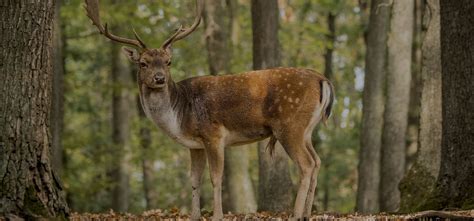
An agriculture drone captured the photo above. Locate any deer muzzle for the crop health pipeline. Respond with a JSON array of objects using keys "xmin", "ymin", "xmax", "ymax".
[{"xmin": 154, "ymin": 74, "xmax": 165, "ymax": 84}]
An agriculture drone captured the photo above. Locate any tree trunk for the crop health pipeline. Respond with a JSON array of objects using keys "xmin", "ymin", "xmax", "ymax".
[
  {"xmin": 380, "ymin": 0, "xmax": 414, "ymax": 212},
  {"xmin": 356, "ymin": 0, "xmax": 391, "ymax": 213},
  {"xmin": 110, "ymin": 38, "xmax": 132, "ymax": 212},
  {"xmin": 324, "ymin": 13, "xmax": 336, "ymax": 81},
  {"xmin": 405, "ymin": 0, "xmax": 424, "ymax": 170},
  {"xmin": 51, "ymin": 0, "xmax": 66, "ymax": 176},
  {"xmin": 203, "ymin": 0, "xmax": 257, "ymax": 213},
  {"xmin": 290, "ymin": 0, "xmax": 311, "ymax": 67},
  {"xmin": 419, "ymin": 0, "xmax": 474, "ymax": 210},
  {"xmin": 399, "ymin": 0, "xmax": 441, "ymax": 212},
  {"xmin": 251, "ymin": 0, "xmax": 294, "ymax": 212},
  {"xmin": 0, "ymin": 0, "xmax": 69, "ymax": 218}
]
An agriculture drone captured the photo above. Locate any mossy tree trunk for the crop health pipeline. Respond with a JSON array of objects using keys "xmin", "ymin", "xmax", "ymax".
[
  {"xmin": 419, "ymin": 0, "xmax": 474, "ymax": 210},
  {"xmin": 399, "ymin": 0, "xmax": 442, "ymax": 212},
  {"xmin": 0, "ymin": 0, "xmax": 69, "ymax": 218}
]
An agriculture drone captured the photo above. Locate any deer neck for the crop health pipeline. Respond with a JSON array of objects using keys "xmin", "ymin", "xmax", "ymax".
[{"xmin": 138, "ymin": 79, "xmax": 188, "ymax": 139}]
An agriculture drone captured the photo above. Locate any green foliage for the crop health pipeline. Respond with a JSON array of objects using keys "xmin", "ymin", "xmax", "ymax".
[{"xmin": 59, "ymin": 0, "xmax": 366, "ymax": 214}]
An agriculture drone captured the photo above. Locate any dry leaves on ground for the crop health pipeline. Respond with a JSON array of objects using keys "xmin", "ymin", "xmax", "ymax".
[{"xmin": 68, "ymin": 209, "xmax": 474, "ymax": 221}]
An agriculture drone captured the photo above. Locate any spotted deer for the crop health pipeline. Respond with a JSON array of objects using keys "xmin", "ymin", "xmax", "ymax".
[{"xmin": 84, "ymin": 0, "xmax": 334, "ymax": 219}]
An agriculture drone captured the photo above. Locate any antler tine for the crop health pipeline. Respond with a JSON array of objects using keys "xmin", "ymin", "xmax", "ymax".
[
  {"xmin": 84, "ymin": 0, "xmax": 146, "ymax": 49},
  {"xmin": 160, "ymin": 0, "xmax": 203, "ymax": 49},
  {"xmin": 173, "ymin": 0, "xmax": 203, "ymax": 41},
  {"xmin": 161, "ymin": 25, "xmax": 184, "ymax": 49},
  {"xmin": 133, "ymin": 28, "xmax": 147, "ymax": 48}
]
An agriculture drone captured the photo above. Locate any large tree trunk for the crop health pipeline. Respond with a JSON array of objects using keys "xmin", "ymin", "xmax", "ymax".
[
  {"xmin": 251, "ymin": 0, "xmax": 294, "ymax": 212},
  {"xmin": 399, "ymin": 0, "xmax": 441, "ymax": 212},
  {"xmin": 380, "ymin": 0, "xmax": 414, "ymax": 212},
  {"xmin": 203, "ymin": 0, "xmax": 257, "ymax": 213},
  {"xmin": 356, "ymin": 0, "xmax": 391, "ymax": 213},
  {"xmin": 0, "ymin": 0, "xmax": 69, "ymax": 218},
  {"xmin": 109, "ymin": 38, "xmax": 132, "ymax": 212},
  {"xmin": 51, "ymin": 0, "xmax": 66, "ymax": 175},
  {"xmin": 419, "ymin": 0, "xmax": 474, "ymax": 210}
]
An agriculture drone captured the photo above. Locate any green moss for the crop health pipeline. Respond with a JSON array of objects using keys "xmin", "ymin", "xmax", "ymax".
[
  {"xmin": 23, "ymin": 185, "xmax": 50, "ymax": 218},
  {"xmin": 416, "ymin": 188, "xmax": 444, "ymax": 211},
  {"xmin": 461, "ymin": 196, "xmax": 474, "ymax": 210},
  {"xmin": 399, "ymin": 163, "xmax": 437, "ymax": 212}
]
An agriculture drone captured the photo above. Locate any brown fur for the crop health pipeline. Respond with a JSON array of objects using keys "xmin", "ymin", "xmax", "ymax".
[{"xmin": 133, "ymin": 51, "xmax": 335, "ymax": 220}]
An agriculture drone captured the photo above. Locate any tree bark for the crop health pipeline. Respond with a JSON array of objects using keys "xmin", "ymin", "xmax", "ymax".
[
  {"xmin": 380, "ymin": 0, "xmax": 414, "ymax": 212},
  {"xmin": 51, "ymin": 0, "xmax": 66, "ymax": 176},
  {"xmin": 0, "ymin": 0, "xmax": 69, "ymax": 218},
  {"xmin": 356, "ymin": 0, "xmax": 391, "ymax": 213},
  {"xmin": 251, "ymin": 0, "xmax": 294, "ymax": 212},
  {"xmin": 203, "ymin": 0, "xmax": 257, "ymax": 213},
  {"xmin": 405, "ymin": 0, "xmax": 424, "ymax": 170},
  {"xmin": 399, "ymin": 0, "xmax": 441, "ymax": 212},
  {"xmin": 419, "ymin": 0, "xmax": 474, "ymax": 210},
  {"xmin": 110, "ymin": 36, "xmax": 132, "ymax": 212}
]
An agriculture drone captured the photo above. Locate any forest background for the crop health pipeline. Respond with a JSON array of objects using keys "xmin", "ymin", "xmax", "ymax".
[{"xmin": 1, "ymin": 0, "xmax": 473, "ymax": 219}]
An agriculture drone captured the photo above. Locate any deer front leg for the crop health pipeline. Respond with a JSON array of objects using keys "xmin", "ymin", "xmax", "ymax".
[
  {"xmin": 204, "ymin": 140, "xmax": 225, "ymax": 220},
  {"xmin": 190, "ymin": 149, "xmax": 206, "ymax": 220}
]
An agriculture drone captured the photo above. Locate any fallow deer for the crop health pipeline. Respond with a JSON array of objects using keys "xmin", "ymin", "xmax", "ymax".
[{"xmin": 84, "ymin": 0, "xmax": 334, "ymax": 220}]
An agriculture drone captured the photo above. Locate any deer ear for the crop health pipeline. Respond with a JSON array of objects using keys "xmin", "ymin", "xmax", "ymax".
[{"xmin": 122, "ymin": 47, "xmax": 140, "ymax": 62}]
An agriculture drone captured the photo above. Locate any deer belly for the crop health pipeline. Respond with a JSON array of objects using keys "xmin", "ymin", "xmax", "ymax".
[{"xmin": 223, "ymin": 127, "xmax": 271, "ymax": 147}]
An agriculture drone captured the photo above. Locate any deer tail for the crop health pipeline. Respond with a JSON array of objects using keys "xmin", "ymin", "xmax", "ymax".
[
  {"xmin": 320, "ymin": 80, "xmax": 335, "ymax": 126},
  {"xmin": 265, "ymin": 135, "xmax": 278, "ymax": 157}
]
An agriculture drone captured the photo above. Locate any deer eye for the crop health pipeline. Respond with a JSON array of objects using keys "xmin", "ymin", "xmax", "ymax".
[
  {"xmin": 140, "ymin": 62, "xmax": 148, "ymax": 68},
  {"xmin": 166, "ymin": 60, "xmax": 171, "ymax": 66}
]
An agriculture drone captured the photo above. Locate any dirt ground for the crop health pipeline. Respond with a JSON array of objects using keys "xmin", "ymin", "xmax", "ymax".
[{"xmin": 68, "ymin": 209, "xmax": 474, "ymax": 220}]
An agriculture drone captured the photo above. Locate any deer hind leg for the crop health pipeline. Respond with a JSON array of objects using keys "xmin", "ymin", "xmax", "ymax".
[
  {"xmin": 204, "ymin": 139, "xmax": 225, "ymax": 221},
  {"xmin": 190, "ymin": 149, "xmax": 206, "ymax": 220},
  {"xmin": 276, "ymin": 131, "xmax": 315, "ymax": 220},
  {"xmin": 303, "ymin": 138, "xmax": 321, "ymax": 217}
]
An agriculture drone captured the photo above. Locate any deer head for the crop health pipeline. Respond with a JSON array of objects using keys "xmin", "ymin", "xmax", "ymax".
[{"xmin": 84, "ymin": 0, "xmax": 203, "ymax": 89}]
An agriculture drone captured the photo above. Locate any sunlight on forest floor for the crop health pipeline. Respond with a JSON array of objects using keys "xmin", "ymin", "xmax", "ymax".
[{"xmin": 70, "ymin": 209, "xmax": 474, "ymax": 220}]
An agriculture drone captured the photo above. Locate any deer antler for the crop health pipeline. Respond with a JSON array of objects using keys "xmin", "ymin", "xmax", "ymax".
[
  {"xmin": 84, "ymin": 0, "xmax": 147, "ymax": 49},
  {"xmin": 161, "ymin": 0, "xmax": 203, "ymax": 49}
]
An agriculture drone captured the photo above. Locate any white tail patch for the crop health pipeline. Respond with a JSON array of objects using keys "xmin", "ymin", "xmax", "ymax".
[{"xmin": 304, "ymin": 80, "xmax": 334, "ymax": 141}]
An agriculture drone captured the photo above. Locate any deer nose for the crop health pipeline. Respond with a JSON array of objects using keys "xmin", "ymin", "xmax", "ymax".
[{"xmin": 154, "ymin": 74, "xmax": 165, "ymax": 84}]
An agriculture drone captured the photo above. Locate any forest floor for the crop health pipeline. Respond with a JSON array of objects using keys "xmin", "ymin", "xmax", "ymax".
[{"xmin": 69, "ymin": 209, "xmax": 474, "ymax": 220}]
